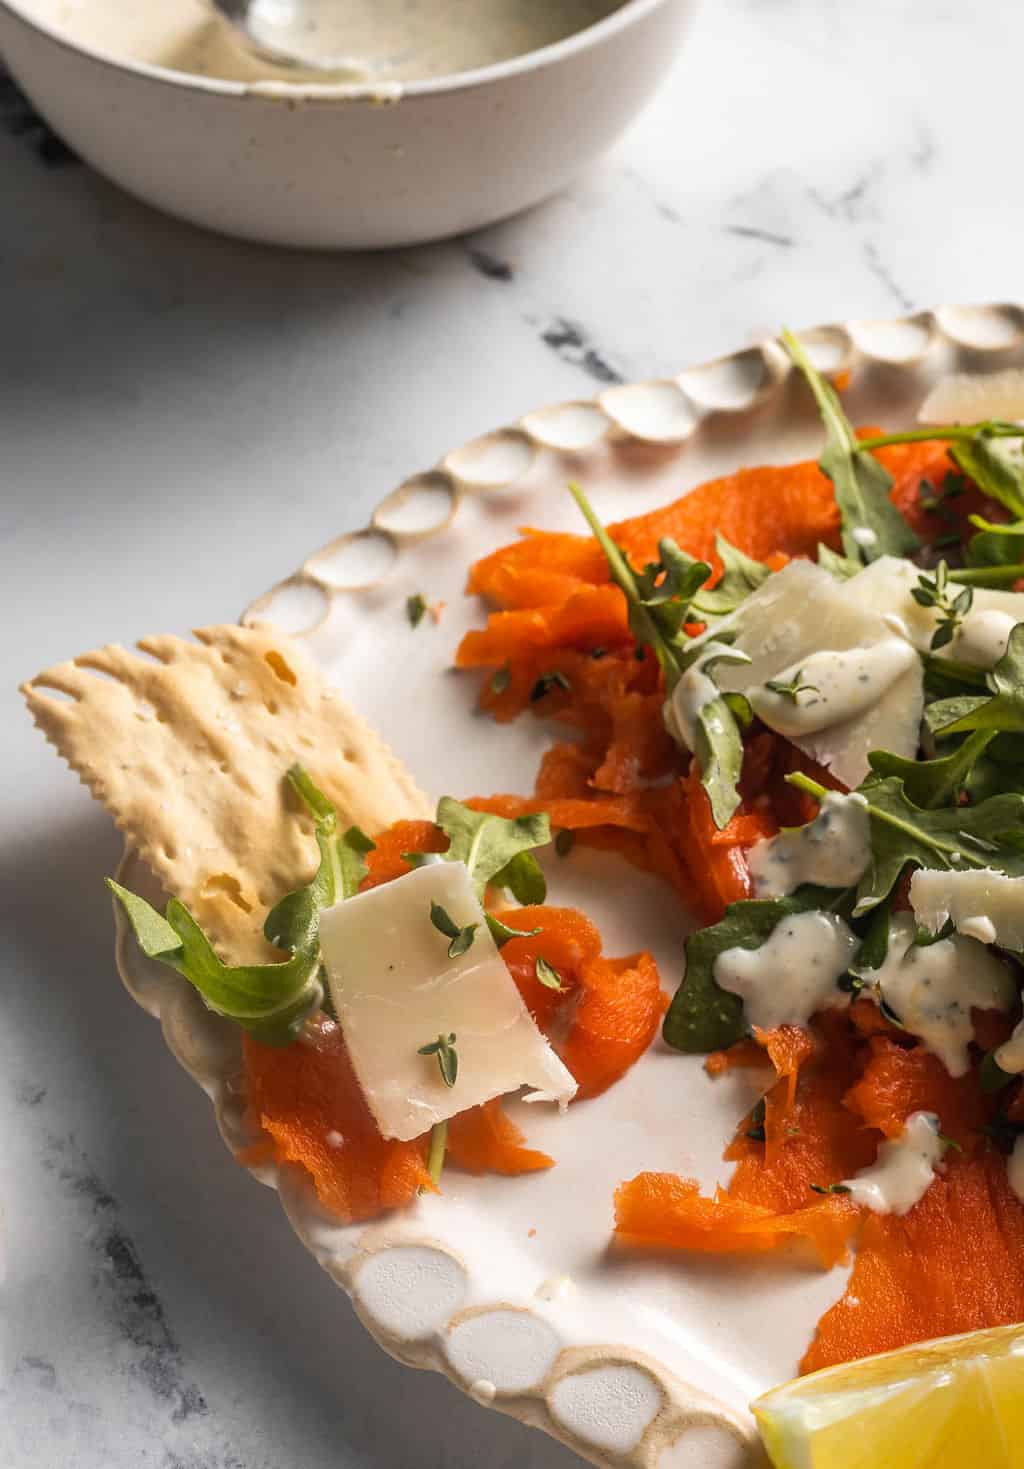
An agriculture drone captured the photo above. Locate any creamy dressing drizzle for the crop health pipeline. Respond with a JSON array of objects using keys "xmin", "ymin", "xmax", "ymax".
[
  {"xmin": 712, "ymin": 911, "xmax": 858, "ymax": 1030},
  {"xmin": 749, "ymin": 638, "xmax": 917, "ymax": 739},
  {"xmin": 953, "ymin": 609, "xmax": 1018, "ymax": 668},
  {"xmin": 748, "ymin": 792, "xmax": 872, "ymax": 899},
  {"xmin": 841, "ymin": 1111, "xmax": 944, "ymax": 1216},
  {"xmin": 666, "ymin": 641, "xmax": 749, "ymax": 753},
  {"xmin": 866, "ymin": 914, "xmax": 1016, "ymax": 1078}
]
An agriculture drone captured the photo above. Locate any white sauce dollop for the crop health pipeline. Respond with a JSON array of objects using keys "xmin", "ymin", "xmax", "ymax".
[
  {"xmin": 846, "ymin": 556, "xmax": 1024, "ymax": 654},
  {"xmin": 712, "ymin": 911, "xmax": 858, "ymax": 1030},
  {"xmin": 748, "ymin": 792, "xmax": 872, "ymax": 899},
  {"xmin": 953, "ymin": 609, "xmax": 1018, "ymax": 668},
  {"xmin": 841, "ymin": 1111, "xmax": 944, "ymax": 1216},
  {"xmin": 867, "ymin": 914, "xmax": 1016, "ymax": 1077},
  {"xmin": 749, "ymin": 638, "xmax": 917, "ymax": 739},
  {"xmin": 1009, "ymin": 1137, "xmax": 1024, "ymax": 1205}
]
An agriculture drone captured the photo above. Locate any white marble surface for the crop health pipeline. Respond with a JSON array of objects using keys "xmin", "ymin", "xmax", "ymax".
[{"xmin": 3, "ymin": 1, "xmax": 1024, "ymax": 1464}]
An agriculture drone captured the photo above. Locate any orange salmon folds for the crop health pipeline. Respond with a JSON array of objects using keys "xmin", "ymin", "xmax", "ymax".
[
  {"xmin": 241, "ymin": 834, "xmax": 665, "ymax": 1219},
  {"xmin": 249, "ymin": 436, "xmax": 1019, "ymax": 1372}
]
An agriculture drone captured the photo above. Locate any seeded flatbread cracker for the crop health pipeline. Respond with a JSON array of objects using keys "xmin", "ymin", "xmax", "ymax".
[{"xmin": 21, "ymin": 624, "xmax": 431, "ymax": 964}]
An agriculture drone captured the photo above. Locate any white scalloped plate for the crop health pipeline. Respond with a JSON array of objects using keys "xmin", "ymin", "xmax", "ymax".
[{"xmin": 114, "ymin": 304, "xmax": 1024, "ymax": 1469}]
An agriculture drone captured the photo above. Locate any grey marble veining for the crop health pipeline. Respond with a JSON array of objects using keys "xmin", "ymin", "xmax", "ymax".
[{"xmin": 3, "ymin": 1, "xmax": 1024, "ymax": 1464}]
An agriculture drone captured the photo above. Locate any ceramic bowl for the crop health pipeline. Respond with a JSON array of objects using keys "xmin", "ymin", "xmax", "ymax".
[{"xmin": 0, "ymin": 0, "xmax": 695, "ymax": 249}]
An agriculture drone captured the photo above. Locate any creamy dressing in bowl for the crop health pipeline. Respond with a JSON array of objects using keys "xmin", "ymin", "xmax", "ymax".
[{"xmin": 27, "ymin": 0, "xmax": 628, "ymax": 85}]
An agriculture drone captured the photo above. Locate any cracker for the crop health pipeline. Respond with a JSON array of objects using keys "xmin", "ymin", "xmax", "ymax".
[{"xmin": 22, "ymin": 624, "xmax": 432, "ymax": 964}]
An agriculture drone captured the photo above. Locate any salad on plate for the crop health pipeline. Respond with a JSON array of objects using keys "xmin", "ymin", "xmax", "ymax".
[{"xmin": 22, "ymin": 330, "xmax": 1024, "ymax": 1464}]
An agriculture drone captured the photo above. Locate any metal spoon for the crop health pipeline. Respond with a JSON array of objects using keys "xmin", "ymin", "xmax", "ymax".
[{"xmin": 208, "ymin": 0, "xmax": 376, "ymax": 77}]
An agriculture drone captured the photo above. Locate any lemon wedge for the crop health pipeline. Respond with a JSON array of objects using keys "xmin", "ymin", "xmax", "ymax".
[{"xmin": 753, "ymin": 1324, "xmax": 1024, "ymax": 1469}]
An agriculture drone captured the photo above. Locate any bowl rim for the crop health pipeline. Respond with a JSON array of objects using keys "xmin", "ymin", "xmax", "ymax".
[{"xmin": 0, "ymin": 0, "xmax": 674, "ymax": 103}]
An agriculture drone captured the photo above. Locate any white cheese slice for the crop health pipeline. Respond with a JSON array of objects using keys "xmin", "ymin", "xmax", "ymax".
[
  {"xmin": 911, "ymin": 867, "xmax": 1024, "ymax": 953},
  {"xmin": 846, "ymin": 556, "xmax": 1024, "ymax": 654},
  {"xmin": 691, "ymin": 560, "xmax": 924, "ymax": 788},
  {"xmin": 319, "ymin": 862, "xmax": 576, "ymax": 1142}
]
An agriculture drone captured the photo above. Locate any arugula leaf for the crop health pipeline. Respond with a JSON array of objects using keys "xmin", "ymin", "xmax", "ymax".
[
  {"xmin": 951, "ymin": 433, "xmax": 1024, "ymax": 520},
  {"xmin": 868, "ymin": 729, "xmax": 996, "ymax": 809},
  {"xmin": 264, "ymin": 765, "xmax": 375, "ymax": 955},
  {"xmin": 690, "ymin": 535, "xmax": 771, "ymax": 617},
  {"xmin": 434, "ymin": 798, "xmax": 550, "ymax": 901},
  {"xmin": 111, "ymin": 882, "xmax": 181, "ymax": 961},
  {"xmin": 963, "ymin": 739, "xmax": 1024, "ymax": 803},
  {"xmin": 849, "ymin": 889, "xmax": 896, "ymax": 976},
  {"xmin": 620, "ymin": 530, "xmax": 768, "ymax": 624},
  {"xmin": 492, "ymin": 849, "xmax": 548, "ymax": 905},
  {"xmin": 663, "ymin": 887, "xmax": 841, "ymax": 1053},
  {"xmin": 949, "ymin": 563, "xmax": 1024, "ymax": 588},
  {"xmin": 723, "ymin": 690, "xmax": 754, "ymax": 728},
  {"xmin": 781, "ymin": 329, "xmax": 919, "ymax": 564},
  {"xmin": 109, "ymin": 880, "xmax": 323, "ymax": 1046},
  {"xmin": 108, "ymin": 763, "xmax": 373, "ymax": 1046},
  {"xmin": 789, "ymin": 771, "xmax": 1024, "ymax": 914},
  {"xmin": 568, "ymin": 483, "xmax": 753, "ymax": 829},
  {"xmin": 855, "ymin": 422, "xmax": 1024, "ymax": 451},
  {"xmin": 928, "ymin": 624, "xmax": 1024, "ymax": 736},
  {"xmin": 692, "ymin": 686, "xmax": 746, "ymax": 829},
  {"xmin": 569, "ymin": 482, "xmax": 702, "ymax": 692},
  {"xmin": 675, "ymin": 644, "xmax": 752, "ymax": 829},
  {"xmin": 635, "ymin": 538, "xmax": 713, "ymax": 614},
  {"xmin": 924, "ymin": 692, "xmax": 991, "ymax": 736},
  {"xmin": 966, "ymin": 516, "xmax": 1024, "ymax": 569},
  {"xmin": 921, "ymin": 652, "xmax": 989, "ymax": 701}
]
